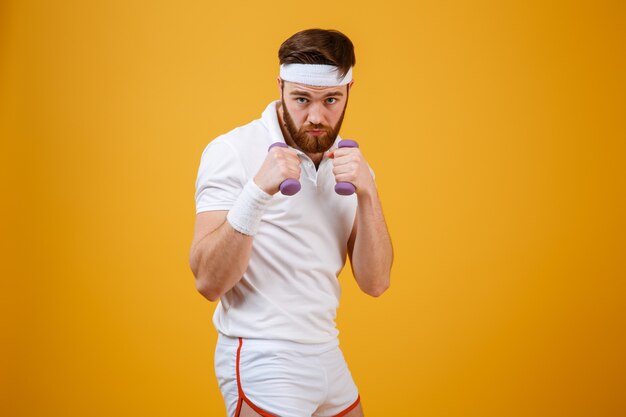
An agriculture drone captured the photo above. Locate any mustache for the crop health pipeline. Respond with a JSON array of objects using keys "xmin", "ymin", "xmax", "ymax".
[{"xmin": 303, "ymin": 124, "xmax": 332, "ymax": 132}]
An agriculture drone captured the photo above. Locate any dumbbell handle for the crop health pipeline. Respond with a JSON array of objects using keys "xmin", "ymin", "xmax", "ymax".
[
  {"xmin": 268, "ymin": 142, "xmax": 301, "ymax": 196},
  {"xmin": 335, "ymin": 140, "xmax": 359, "ymax": 196}
]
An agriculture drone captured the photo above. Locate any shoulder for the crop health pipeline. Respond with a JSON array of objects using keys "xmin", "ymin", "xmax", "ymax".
[{"xmin": 204, "ymin": 119, "xmax": 272, "ymax": 159}]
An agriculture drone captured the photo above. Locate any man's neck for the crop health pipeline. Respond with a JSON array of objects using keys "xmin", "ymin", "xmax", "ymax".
[{"xmin": 276, "ymin": 102, "xmax": 324, "ymax": 167}]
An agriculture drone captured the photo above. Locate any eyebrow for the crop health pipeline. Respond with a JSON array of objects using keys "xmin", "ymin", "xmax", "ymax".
[{"xmin": 289, "ymin": 89, "xmax": 344, "ymax": 98}]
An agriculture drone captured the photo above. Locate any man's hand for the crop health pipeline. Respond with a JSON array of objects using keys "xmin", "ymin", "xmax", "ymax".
[
  {"xmin": 254, "ymin": 146, "xmax": 302, "ymax": 195},
  {"xmin": 327, "ymin": 146, "xmax": 375, "ymax": 196}
]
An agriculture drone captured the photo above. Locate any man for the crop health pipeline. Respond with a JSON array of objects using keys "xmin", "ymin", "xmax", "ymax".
[{"xmin": 189, "ymin": 29, "xmax": 393, "ymax": 417}]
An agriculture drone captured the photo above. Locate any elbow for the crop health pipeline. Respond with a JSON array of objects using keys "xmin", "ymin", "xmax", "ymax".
[
  {"xmin": 189, "ymin": 249, "xmax": 220, "ymax": 302},
  {"xmin": 362, "ymin": 277, "xmax": 390, "ymax": 298},
  {"xmin": 195, "ymin": 278, "xmax": 221, "ymax": 302},
  {"xmin": 367, "ymin": 283, "xmax": 389, "ymax": 298}
]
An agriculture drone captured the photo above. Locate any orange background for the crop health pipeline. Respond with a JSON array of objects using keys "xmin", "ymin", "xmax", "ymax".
[{"xmin": 1, "ymin": 1, "xmax": 625, "ymax": 416}]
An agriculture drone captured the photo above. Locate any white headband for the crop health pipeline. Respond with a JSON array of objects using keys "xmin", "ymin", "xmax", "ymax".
[{"xmin": 279, "ymin": 64, "xmax": 353, "ymax": 87}]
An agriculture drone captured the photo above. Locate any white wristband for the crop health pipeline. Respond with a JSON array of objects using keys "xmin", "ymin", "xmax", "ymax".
[{"xmin": 226, "ymin": 180, "xmax": 272, "ymax": 236}]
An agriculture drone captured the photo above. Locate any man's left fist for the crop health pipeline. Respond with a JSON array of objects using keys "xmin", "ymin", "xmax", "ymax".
[{"xmin": 326, "ymin": 145, "xmax": 375, "ymax": 196}]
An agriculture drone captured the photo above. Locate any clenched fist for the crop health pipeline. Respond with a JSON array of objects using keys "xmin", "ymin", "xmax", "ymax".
[
  {"xmin": 254, "ymin": 145, "xmax": 302, "ymax": 195},
  {"xmin": 327, "ymin": 145, "xmax": 375, "ymax": 197}
]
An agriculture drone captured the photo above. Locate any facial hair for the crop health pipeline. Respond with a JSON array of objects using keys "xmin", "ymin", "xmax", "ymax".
[{"xmin": 281, "ymin": 96, "xmax": 348, "ymax": 154}]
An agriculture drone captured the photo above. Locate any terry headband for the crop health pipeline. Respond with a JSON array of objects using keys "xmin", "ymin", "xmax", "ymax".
[{"xmin": 279, "ymin": 64, "xmax": 353, "ymax": 87}]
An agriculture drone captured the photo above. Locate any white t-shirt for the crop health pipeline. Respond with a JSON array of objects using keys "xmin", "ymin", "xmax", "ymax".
[{"xmin": 195, "ymin": 101, "xmax": 358, "ymax": 343}]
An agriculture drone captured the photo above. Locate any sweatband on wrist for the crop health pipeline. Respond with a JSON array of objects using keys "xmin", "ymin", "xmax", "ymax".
[{"xmin": 226, "ymin": 180, "xmax": 272, "ymax": 236}]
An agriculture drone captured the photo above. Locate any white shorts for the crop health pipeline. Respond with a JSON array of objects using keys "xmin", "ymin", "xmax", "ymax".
[{"xmin": 214, "ymin": 333, "xmax": 360, "ymax": 417}]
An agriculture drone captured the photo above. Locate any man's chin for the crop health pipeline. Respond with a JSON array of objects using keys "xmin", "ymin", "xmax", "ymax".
[
  {"xmin": 308, "ymin": 135, "xmax": 336, "ymax": 152},
  {"xmin": 310, "ymin": 143, "xmax": 334, "ymax": 154},
  {"xmin": 294, "ymin": 140, "xmax": 321, "ymax": 153}
]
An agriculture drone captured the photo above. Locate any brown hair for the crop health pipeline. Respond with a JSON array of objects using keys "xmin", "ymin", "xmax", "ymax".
[{"xmin": 278, "ymin": 29, "xmax": 356, "ymax": 78}]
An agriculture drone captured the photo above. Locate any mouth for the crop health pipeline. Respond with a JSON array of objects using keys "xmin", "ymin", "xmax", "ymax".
[{"xmin": 306, "ymin": 129, "xmax": 326, "ymax": 137}]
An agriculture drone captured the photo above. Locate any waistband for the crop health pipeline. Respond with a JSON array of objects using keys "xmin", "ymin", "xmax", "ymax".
[{"xmin": 217, "ymin": 332, "xmax": 340, "ymax": 355}]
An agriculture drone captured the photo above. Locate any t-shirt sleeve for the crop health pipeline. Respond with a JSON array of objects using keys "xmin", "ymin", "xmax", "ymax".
[{"xmin": 194, "ymin": 140, "xmax": 245, "ymax": 214}]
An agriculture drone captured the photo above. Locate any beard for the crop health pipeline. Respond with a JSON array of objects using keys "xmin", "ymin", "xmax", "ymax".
[{"xmin": 281, "ymin": 97, "xmax": 348, "ymax": 154}]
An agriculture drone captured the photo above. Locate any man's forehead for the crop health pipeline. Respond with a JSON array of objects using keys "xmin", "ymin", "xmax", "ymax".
[{"xmin": 282, "ymin": 80, "xmax": 347, "ymax": 94}]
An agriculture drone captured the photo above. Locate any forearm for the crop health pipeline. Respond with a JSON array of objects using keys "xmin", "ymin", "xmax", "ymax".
[
  {"xmin": 191, "ymin": 221, "xmax": 253, "ymax": 301},
  {"xmin": 192, "ymin": 178, "xmax": 274, "ymax": 301},
  {"xmin": 351, "ymin": 189, "xmax": 393, "ymax": 296}
]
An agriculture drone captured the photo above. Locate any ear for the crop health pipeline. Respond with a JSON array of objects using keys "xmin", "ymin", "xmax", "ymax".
[
  {"xmin": 347, "ymin": 80, "xmax": 355, "ymax": 92},
  {"xmin": 277, "ymin": 77, "xmax": 284, "ymax": 99}
]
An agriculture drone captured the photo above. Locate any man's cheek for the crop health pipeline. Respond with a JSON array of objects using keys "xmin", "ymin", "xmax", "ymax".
[{"xmin": 293, "ymin": 116, "xmax": 306, "ymax": 129}]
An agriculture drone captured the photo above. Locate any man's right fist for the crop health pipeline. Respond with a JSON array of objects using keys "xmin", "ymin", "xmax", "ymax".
[{"xmin": 254, "ymin": 143, "xmax": 302, "ymax": 195}]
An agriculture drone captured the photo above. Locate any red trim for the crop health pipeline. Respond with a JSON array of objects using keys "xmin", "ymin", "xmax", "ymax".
[
  {"xmin": 234, "ymin": 336, "xmax": 244, "ymax": 416},
  {"xmin": 234, "ymin": 397, "xmax": 243, "ymax": 417},
  {"xmin": 331, "ymin": 394, "xmax": 361, "ymax": 417},
  {"xmin": 235, "ymin": 337, "xmax": 279, "ymax": 417}
]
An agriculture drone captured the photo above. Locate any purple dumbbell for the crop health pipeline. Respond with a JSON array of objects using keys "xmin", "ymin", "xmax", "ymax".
[
  {"xmin": 335, "ymin": 140, "xmax": 359, "ymax": 196},
  {"xmin": 268, "ymin": 142, "xmax": 301, "ymax": 196}
]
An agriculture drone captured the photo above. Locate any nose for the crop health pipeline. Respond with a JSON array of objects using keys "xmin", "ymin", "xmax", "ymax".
[{"xmin": 306, "ymin": 102, "xmax": 323, "ymax": 126}]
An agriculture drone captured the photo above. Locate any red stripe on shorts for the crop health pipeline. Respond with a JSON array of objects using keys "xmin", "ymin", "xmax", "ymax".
[{"xmin": 235, "ymin": 337, "xmax": 279, "ymax": 417}]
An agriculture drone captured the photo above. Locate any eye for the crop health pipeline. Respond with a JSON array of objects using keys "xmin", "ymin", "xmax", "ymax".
[
  {"xmin": 326, "ymin": 97, "xmax": 338, "ymax": 104},
  {"xmin": 295, "ymin": 97, "xmax": 308, "ymax": 104}
]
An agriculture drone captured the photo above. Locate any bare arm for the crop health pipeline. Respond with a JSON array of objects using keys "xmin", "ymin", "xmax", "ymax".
[
  {"xmin": 330, "ymin": 147, "xmax": 393, "ymax": 297},
  {"xmin": 189, "ymin": 145, "xmax": 301, "ymax": 302},
  {"xmin": 189, "ymin": 211, "xmax": 254, "ymax": 301},
  {"xmin": 347, "ymin": 189, "xmax": 393, "ymax": 297}
]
